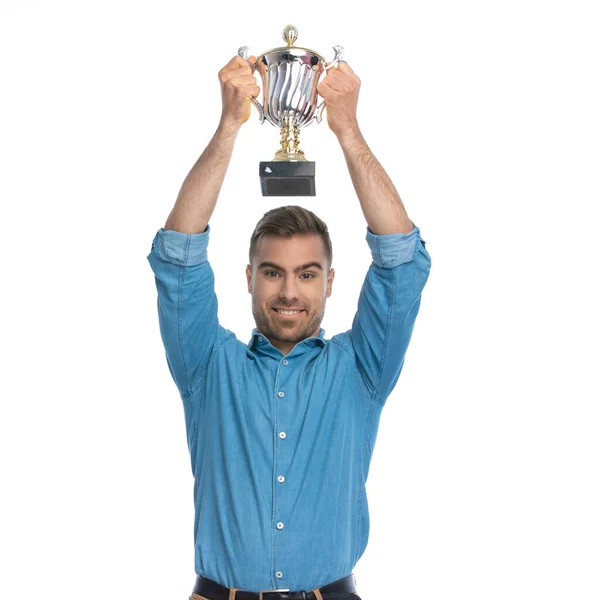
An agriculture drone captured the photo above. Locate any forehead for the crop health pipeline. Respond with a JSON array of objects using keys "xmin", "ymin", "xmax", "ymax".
[{"xmin": 254, "ymin": 234, "xmax": 326, "ymax": 266}]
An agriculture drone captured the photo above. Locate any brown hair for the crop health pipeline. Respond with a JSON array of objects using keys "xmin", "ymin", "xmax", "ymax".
[{"xmin": 249, "ymin": 205, "xmax": 333, "ymax": 269}]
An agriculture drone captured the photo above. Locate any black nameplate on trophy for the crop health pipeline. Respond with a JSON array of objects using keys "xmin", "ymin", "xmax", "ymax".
[{"xmin": 259, "ymin": 161, "xmax": 316, "ymax": 196}]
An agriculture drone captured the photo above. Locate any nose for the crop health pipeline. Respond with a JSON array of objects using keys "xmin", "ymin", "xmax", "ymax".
[{"xmin": 279, "ymin": 276, "xmax": 299, "ymax": 302}]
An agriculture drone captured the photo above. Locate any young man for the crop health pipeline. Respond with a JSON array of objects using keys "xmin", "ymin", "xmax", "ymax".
[{"xmin": 147, "ymin": 55, "xmax": 432, "ymax": 600}]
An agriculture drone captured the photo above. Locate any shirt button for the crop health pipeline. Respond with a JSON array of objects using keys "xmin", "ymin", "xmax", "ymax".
[
  {"xmin": 276, "ymin": 571, "xmax": 283, "ymax": 579},
  {"xmin": 277, "ymin": 391, "xmax": 285, "ymax": 398},
  {"xmin": 279, "ymin": 431, "xmax": 286, "ymax": 439},
  {"xmin": 282, "ymin": 359, "xmax": 288, "ymax": 365},
  {"xmin": 277, "ymin": 475, "xmax": 285, "ymax": 483},
  {"xmin": 258, "ymin": 336, "xmax": 264, "ymax": 342},
  {"xmin": 276, "ymin": 522, "xmax": 284, "ymax": 530}
]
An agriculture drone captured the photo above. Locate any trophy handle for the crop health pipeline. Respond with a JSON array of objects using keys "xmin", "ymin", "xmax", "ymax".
[
  {"xmin": 315, "ymin": 45, "xmax": 345, "ymax": 124},
  {"xmin": 323, "ymin": 45, "xmax": 344, "ymax": 71},
  {"xmin": 238, "ymin": 46, "xmax": 265, "ymax": 124}
]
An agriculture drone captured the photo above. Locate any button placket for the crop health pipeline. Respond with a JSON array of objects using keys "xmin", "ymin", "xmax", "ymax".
[{"xmin": 274, "ymin": 361, "xmax": 292, "ymax": 587}]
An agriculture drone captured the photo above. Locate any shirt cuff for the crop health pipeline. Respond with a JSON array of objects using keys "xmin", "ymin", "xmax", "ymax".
[
  {"xmin": 151, "ymin": 224, "xmax": 211, "ymax": 266},
  {"xmin": 365, "ymin": 221, "xmax": 421, "ymax": 268}
]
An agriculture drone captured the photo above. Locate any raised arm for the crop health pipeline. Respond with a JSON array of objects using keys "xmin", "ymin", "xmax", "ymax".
[
  {"xmin": 164, "ymin": 54, "xmax": 260, "ymax": 234},
  {"xmin": 147, "ymin": 55, "xmax": 260, "ymax": 398},
  {"xmin": 320, "ymin": 62, "xmax": 431, "ymax": 403},
  {"xmin": 317, "ymin": 61, "xmax": 412, "ymax": 236}
]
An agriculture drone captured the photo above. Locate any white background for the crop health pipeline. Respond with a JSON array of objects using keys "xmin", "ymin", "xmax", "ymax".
[{"xmin": 1, "ymin": 1, "xmax": 599, "ymax": 599}]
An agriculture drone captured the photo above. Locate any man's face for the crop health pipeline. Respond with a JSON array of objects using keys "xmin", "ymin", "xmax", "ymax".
[{"xmin": 246, "ymin": 234, "xmax": 335, "ymax": 354}]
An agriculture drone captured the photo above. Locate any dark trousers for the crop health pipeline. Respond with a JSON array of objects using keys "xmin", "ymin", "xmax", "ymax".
[{"xmin": 189, "ymin": 592, "xmax": 363, "ymax": 600}]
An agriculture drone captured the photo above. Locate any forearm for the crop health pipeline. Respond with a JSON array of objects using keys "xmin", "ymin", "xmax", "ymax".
[
  {"xmin": 337, "ymin": 128, "xmax": 413, "ymax": 235},
  {"xmin": 164, "ymin": 120, "xmax": 240, "ymax": 234}
]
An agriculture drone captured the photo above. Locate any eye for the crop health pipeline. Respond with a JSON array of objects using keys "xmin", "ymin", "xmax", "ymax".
[
  {"xmin": 301, "ymin": 273, "xmax": 315, "ymax": 280},
  {"xmin": 265, "ymin": 270, "xmax": 280, "ymax": 278}
]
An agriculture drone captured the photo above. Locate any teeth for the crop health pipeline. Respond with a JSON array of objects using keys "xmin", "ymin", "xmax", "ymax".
[{"xmin": 277, "ymin": 309, "xmax": 300, "ymax": 315}]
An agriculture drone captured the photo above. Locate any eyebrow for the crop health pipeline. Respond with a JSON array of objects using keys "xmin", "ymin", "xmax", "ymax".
[{"xmin": 257, "ymin": 261, "xmax": 323, "ymax": 273}]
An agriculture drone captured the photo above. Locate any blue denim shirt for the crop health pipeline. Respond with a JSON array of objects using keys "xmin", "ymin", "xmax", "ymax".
[{"xmin": 147, "ymin": 222, "xmax": 431, "ymax": 592}]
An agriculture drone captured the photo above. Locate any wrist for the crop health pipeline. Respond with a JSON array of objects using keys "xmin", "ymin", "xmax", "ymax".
[
  {"xmin": 217, "ymin": 117, "xmax": 242, "ymax": 139},
  {"xmin": 335, "ymin": 124, "xmax": 364, "ymax": 146}
]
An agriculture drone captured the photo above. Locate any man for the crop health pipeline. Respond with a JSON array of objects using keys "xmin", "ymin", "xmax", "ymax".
[{"xmin": 147, "ymin": 55, "xmax": 432, "ymax": 600}]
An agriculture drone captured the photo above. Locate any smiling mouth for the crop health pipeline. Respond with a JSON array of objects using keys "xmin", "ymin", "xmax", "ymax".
[{"xmin": 272, "ymin": 308, "xmax": 304, "ymax": 318}]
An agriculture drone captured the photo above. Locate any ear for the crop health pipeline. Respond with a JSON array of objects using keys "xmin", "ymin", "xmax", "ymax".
[
  {"xmin": 326, "ymin": 268, "xmax": 335, "ymax": 298},
  {"xmin": 246, "ymin": 264, "xmax": 252, "ymax": 293}
]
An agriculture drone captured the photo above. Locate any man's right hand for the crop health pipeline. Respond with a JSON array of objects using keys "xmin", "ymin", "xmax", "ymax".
[{"xmin": 218, "ymin": 55, "xmax": 260, "ymax": 129}]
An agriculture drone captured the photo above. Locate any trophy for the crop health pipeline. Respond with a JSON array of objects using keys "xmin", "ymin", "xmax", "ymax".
[{"xmin": 238, "ymin": 25, "xmax": 344, "ymax": 197}]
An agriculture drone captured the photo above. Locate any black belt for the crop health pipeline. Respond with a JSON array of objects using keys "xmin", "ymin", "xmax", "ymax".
[{"xmin": 193, "ymin": 573, "xmax": 357, "ymax": 600}]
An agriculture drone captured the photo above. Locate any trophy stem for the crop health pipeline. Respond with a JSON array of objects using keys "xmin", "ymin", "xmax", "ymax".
[{"xmin": 272, "ymin": 118, "xmax": 307, "ymax": 162}]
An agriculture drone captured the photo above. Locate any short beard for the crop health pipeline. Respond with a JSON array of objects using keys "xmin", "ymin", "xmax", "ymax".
[{"xmin": 252, "ymin": 302, "xmax": 325, "ymax": 345}]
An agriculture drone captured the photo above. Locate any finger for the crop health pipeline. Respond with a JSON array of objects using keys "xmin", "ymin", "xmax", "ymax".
[
  {"xmin": 327, "ymin": 66, "xmax": 355, "ymax": 80},
  {"xmin": 336, "ymin": 60, "xmax": 355, "ymax": 75},
  {"xmin": 225, "ymin": 55, "xmax": 257, "ymax": 71},
  {"xmin": 327, "ymin": 62, "xmax": 358, "ymax": 87},
  {"xmin": 232, "ymin": 65, "xmax": 256, "ymax": 77},
  {"xmin": 242, "ymin": 55, "xmax": 257, "ymax": 68},
  {"xmin": 321, "ymin": 74, "xmax": 346, "ymax": 92},
  {"xmin": 234, "ymin": 75, "xmax": 258, "ymax": 85},
  {"xmin": 225, "ymin": 55, "xmax": 249, "ymax": 69},
  {"xmin": 317, "ymin": 80, "xmax": 330, "ymax": 94},
  {"xmin": 222, "ymin": 65, "xmax": 255, "ymax": 81},
  {"xmin": 325, "ymin": 68, "xmax": 347, "ymax": 81}
]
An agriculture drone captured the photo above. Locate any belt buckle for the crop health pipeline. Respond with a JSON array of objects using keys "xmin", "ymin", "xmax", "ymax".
[{"xmin": 258, "ymin": 589, "xmax": 290, "ymax": 600}]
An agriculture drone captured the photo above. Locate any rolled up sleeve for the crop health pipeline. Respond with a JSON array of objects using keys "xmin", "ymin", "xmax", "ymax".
[
  {"xmin": 343, "ymin": 221, "xmax": 432, "ymax": 404},
  {"xmin": 147, "ymin": 225, "xmax": 229, "ymax": 399}
]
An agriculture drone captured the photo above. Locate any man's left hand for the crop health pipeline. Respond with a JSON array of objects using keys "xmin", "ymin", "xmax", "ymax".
[{"xmin": 316, "ymin": 61, "xmax": 361, "ymax": 138}]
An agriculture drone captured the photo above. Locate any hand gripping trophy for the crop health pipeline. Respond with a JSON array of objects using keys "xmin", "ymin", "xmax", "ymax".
[{"xmin": 238, "ymin": 25, "xmax": 344, "ymax": 197}]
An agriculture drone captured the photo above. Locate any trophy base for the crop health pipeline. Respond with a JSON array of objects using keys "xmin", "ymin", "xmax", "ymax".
[{"xmin": 259, "ymin": 161, "xmax": 315, "ymax": 197}]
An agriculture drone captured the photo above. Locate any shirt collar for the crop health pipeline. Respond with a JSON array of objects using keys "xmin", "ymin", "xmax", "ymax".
[{"xmin": 247, "ymin": 327, "xmax": 327, "ymax": 352}]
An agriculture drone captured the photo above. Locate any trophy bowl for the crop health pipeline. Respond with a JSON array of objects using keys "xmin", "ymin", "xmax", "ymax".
[{"xmin": 238, "ymin": 25, "xmax": 344, "ymax": 196}]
